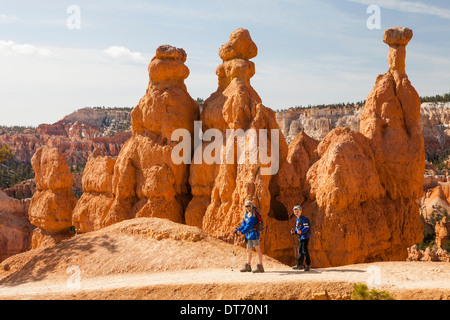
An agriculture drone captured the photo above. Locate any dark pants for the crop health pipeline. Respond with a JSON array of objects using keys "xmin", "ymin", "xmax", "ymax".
[{"xmin": 297, "ymin": 238, "xmax": 311, "ymax": 266}]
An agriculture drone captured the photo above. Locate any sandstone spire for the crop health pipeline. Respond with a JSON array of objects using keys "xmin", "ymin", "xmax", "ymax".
[
  {"xmin": 299, "ymin": 27, "xmax": 424, "ymax": 267},
  {"xmin": 360, "ymin": 27, "xmax": 424, "ymax": 200},
  {"xmin": 185, "ymin": 28, "xmax": 294, "ymax": 261},
  {"xmin": 28, "ymin": 146, "xmax": 77, "ymax": 248},
  {"xmin": 101, "ymin": 45, "xmax": 199, "ymax": 227},
  {"xmin": 72, "ymin": 148, "xmax": 115, "ymax": 232}
]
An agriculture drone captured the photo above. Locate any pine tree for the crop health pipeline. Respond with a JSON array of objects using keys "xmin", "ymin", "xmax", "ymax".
[{"xmin": 0, "ymin": 144, "xmax": 14, "ymax": 163}]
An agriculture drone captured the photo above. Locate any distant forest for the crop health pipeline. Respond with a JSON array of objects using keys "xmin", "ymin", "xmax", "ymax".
[
  {"xmin": 275, "ymin": 92, "xmax": 450, "ymax": 113},
  {"xmin": 420, "ymin": 92, "xmax": 450, "ymax": 103},
  {"xmin": 89, "ymin": 106, "xmax": 133, "ymax": 111}
]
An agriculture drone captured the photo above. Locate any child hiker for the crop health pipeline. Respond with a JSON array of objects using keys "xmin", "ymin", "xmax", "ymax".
[
  {"xmin": 235, "ymin": 200, "xmax": 264, "ymax": 273},
  {"xmin": 290, "ymin": 205, "xmax": 311, "ymax": 271}
]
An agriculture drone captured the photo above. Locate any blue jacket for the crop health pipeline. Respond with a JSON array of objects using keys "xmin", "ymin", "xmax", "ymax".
[
  {"xmin": 237, "ymin": 210, "xmax": 260, "ymax": 240},
  {"xmin": 294, "ymin": 216, "xmax": 310, "ymax": 241}
]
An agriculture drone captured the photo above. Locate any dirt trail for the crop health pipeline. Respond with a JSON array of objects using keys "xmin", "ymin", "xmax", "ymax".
[
  {"xmin": 0, "ymin": 218, "xmax": 449, "ymax": 300},
  {"xmin": 1, "ymin": 262, "xmax": 449, "ymax": 300}
]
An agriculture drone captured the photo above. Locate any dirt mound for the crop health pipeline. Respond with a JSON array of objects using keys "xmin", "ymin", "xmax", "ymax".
[{"xmin": 0, "ymin": 217, "xmax": 287, "ymax": 285}]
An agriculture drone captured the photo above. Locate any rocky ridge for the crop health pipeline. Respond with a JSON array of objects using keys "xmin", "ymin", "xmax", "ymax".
[
  {"xmin": 0, "ymin": 107, "xmax": 132, "ymax": 168},
  {"xmin": 277, "ymin": 102, "xmax": 450, "ymax": 160}
]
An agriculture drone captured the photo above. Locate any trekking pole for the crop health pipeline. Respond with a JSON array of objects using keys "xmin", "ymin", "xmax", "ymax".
[
  {"xmin": 231, "ymin": 231, "xmax": 237, "ymax": 272},
  {"xmin": 292, "ymin": 234, "xmax": 298, "ymax": 260}
]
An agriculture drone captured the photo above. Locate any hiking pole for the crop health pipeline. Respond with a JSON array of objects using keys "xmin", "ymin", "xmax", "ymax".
[
  {"xmin": 231, "ymin": 231, "xmax": 237, "ymax": 272},
  {"xmin": 292, "ymin": 234, "xmax": 299, "ymax": 260}
]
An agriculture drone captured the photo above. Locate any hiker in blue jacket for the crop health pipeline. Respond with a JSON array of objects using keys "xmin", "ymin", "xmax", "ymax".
[
  {"xmin": 235, "ymin": 200, "xmax": 264, "ymax": 273},
  {"xmin": 290, "ymin": 205, "xmax": 311, "ymax": 271}
]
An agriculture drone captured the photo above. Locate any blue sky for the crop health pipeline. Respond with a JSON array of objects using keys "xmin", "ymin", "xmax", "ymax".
[{"xmin": 1, "ymin": 0, "xmax": 449, "ymax": 126}]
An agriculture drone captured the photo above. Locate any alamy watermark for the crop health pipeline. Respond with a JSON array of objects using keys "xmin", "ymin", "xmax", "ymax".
[
  {"xmin": 366, "ymin": 265, "xmax": 381, "ymax": 289},
  {"xmin": 366, "ymin": 5, "xmax": 381, "ymax": 30},
  {"xmin": 66, "ymin": 5, "xmax": 81, "ymax": 30},
  {"xmin": 66, "ymin": 265, "xmax": 81, "ymax": 290},
  {"xmin": 171, "ymin": 121, "xmax": 280, "ymax": 176}
]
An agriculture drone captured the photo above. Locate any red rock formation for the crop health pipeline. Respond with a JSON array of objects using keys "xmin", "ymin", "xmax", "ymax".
[
  {"xmin": 101, "ymin": 45, "xmax": 200, "ymax": 227},
  {"xmin": 435, "ymin": 216, "xmax": 450, "ymax": 251},
  {"xmin": 185, "ymin": 28, "xmax": 296, "ymax": 262},
  {"xmin": 420, "ymin": 186, "xmax": 450, "ymax": 224},
  {"xmin": 360, "ymin": 27, "xmax": 424, "ymax": 201},
  {"xmin": 0, "ymin": 191, "xmax": 33, "ymax": 262},
  {"xmin": 28, "ymin": 146, "xmax": 76, "ymax": 248},
  {"xmin": 0, "ymin": 109, "xmax": 131, "ymax": 168},
  {"xmin": 300, "ymin": 27, "xmax": 424, "ymax": 267},
  {"xmin": 12, "ymin": 28, "xmax": 424, "ymax": 269},
  {"xmin": 4, "ymin": 179, "xmax": 36, "ymax": 200},
  {"xmin": 72, "ymin": 149, "xmax": 115, "ymax": 233}
]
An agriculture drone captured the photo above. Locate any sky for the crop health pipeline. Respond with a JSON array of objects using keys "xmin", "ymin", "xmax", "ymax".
[{"xmin": 0, "ymin": 0, "xmax": 449, "ymax": 126}]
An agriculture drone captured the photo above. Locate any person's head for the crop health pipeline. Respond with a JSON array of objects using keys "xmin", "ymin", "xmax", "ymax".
[
  {"xmin": 293, "ymin": 205, "xmax": 303, "ymax": 217},
  {"xmin": 244, "ymin": 200, "xmax": 253, "ymax": 212}
]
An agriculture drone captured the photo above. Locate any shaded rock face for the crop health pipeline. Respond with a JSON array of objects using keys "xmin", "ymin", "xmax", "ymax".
[
  {"xmin": 100, "ymin": 45, "xmax": 200, "ymax": 228},
  {"xmin": 301, "ymin": 27, "xmax": 424, "ymax": 267},
  {"xmin": 0, "ymin": 191, "xmax": 33, "ymax": 262},
  {"xmin": 28, "ymin": 146, "xmax": 76, "ymax": 248}
]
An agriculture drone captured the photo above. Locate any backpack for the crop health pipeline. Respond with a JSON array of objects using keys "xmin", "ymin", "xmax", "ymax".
[{"xmin": 253, "ymin": 206, "xmax": 264, "ymax": 233}]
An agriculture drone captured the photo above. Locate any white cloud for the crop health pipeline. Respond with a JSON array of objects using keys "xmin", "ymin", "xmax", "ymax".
[
  {"xmin": 347, "ymin": 0, "xmax": 450, "ymax": 19},
  {"xmin": 0, "ymin": 14, "xmax": 18, "ymax": 24},
  {"xmin": 0, "ymin": 40, "xmax": 55, "ymax": 58},
  {"xmin": 104, "ymin": 46, "xmax": 148, "ymax": 64}
]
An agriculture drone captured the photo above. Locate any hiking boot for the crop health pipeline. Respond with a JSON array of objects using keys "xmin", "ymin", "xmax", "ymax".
[
  {"xmin": 252, "ymin": 264, "xmax": 265, "ymax": 273},
  {"xmin": 240, "ymin": 263, "xmax": 252, "ymax": 272},
  {"xmin": 304, "ymin": 265, "xmax": 311, "ymax": 271},
  {"xmin": 292, "ymin": 264, "xmax": 304, "ymax": 270}
]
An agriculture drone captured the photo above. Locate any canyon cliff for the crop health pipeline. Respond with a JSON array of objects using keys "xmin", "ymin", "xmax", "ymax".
[
  {"xmin": 277, "ymin": 102, "xmax": 450, "ymax": 160},
  {"xmin": 0, "ymin": 108, "xmax": 131, "ymax": 168}
]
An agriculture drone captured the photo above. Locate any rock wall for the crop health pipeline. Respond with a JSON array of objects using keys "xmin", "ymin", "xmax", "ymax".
[
  {"xmin": 277, "ymin": 102, "xmax": 450, "ymax": 160},
  {"xmin": 0, "ymin": 191, "xmax": 33, "ymax": 262},
  {"xmin": 277, "ymin": 106, "xmax": 362, "ymax": 143}
]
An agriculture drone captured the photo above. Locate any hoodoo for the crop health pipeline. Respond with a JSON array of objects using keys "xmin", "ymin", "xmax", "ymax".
[
  {"xmin": 101, "ymin": 45, "xmax": 200, "ymax": 227},
  {"xmin": 28, "ymin": 146, "xmax": 77, "ymax": 248},
  {"xmin": 303, "ymin": 27, "xmax": 424, "ymax": 267}
]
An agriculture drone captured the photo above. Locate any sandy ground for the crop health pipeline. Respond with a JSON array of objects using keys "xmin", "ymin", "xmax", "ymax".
[
  {"xmin": 0, "ymin": 218, "xmax": 449, "ymax": 300},
  {"xmin": 0, "ymin": 262, "xmax": 449, "ymax": 300}
]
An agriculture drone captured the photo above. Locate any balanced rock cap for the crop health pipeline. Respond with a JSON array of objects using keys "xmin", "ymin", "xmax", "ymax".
[
  {"xmin": 155, "ymin": 45, "xmax": 187, "ymax": 62},
  {"xmin": 218, "ymin": 28, "xmax": 257, "ymax": 61},
  {"xmin": 383, "ymin": 27, "xmax": 413, "ymax": 46}
]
